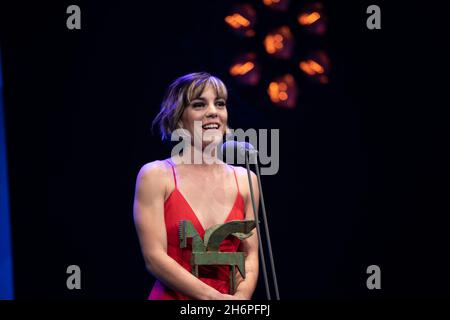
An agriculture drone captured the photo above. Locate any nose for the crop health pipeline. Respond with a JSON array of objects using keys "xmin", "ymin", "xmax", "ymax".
[{"xmin": 205, "ymin": 103, "xmax": 218, "ymax": 118}]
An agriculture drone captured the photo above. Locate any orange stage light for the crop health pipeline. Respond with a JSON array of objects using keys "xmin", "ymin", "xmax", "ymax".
[
  {"xmin": 229, "ymin": 53, "xmax": 261, "ymax": 86},
  {"xmin": 299, "ymin": 51, "xmax": 331, "ymax": 84},
  {"xmin": 225, "ymin": 4, "xmax": 257, "ymax": 37},
  {"xmin": 264, "ymin": 26, "xmax": 294, "ymax": 59},
  {"xmin": 262, "ymin": 0, "xmax": 290, "ymax": 12},
  {"xmin": 297, "ymin": 2, "xmax": 327, "ymax": 35},
  {"xmin": 267, "ymin": 74, "xmax": 298, "ymax": 109}
]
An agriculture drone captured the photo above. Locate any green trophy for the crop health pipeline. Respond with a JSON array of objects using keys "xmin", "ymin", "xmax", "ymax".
[{"xmin": 178, "ymin": 219, "xmax": 256, "ymax": 294}]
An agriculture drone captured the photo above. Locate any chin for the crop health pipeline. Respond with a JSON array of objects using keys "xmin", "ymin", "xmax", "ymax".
[{"xmin": 201, "ymin": 134, "xmax": 223, "ymax": 147}]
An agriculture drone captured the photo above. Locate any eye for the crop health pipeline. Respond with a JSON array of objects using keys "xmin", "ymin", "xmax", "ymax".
[
  {"xmin": 192, "ymin": 102, "xmax": 205, "ymax": 108},
  {"xmin": 216, "ymin": 100, "xmax": 227, "ymax": 108}
]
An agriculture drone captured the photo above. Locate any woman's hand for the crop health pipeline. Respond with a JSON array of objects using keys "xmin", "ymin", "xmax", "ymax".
[
  {"xmin": 217, "ymin": 291, "xmax": 250, "ymax": 300},
  {"xmin": 233, "ymin": 290, "xmax": 251, "ymax": 300}
]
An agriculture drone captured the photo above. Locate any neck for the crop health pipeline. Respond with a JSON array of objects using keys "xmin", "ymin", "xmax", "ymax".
[{"xmin": 175, "ymin": 143, "xmax": 224, "ymax": 168}]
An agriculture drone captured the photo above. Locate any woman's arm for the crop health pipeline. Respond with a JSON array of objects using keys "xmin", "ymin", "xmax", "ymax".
[
  {"xmin": 133, "ymin": 161, "xmax": 227, "ymax": 300},
  {"xmin": 234, "ymin": 169, "xmax": 260, "ymax": 300}
]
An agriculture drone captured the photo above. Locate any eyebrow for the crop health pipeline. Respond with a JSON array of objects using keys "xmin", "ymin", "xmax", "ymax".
[{"xmin": 191, "ymin": 97, "xmax": 226, "ymax": 101}]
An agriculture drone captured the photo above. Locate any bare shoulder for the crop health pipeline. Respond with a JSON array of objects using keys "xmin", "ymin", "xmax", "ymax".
[
  {"xmin": 230, "ymin": 165, "xmax": 256, "ymax": 180},
  {"xmin": 135, "ymin": 160, "xmax": 173, "ymax": 194},
  {"xmin": 137, "ymin": 160, "xmax": 171, "ymax": 180},
  {"xmin": 229, "ymin": 165, "xmax": 259, "ymax": 217},
  {"xmin": 229, "ymin": 165, "xmax": 257, "ymax": 198}
]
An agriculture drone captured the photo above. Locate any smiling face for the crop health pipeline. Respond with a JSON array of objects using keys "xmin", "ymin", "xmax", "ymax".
[{"xmin": 178, "ymin": 84, "xmax": 228, "ymax": 148}]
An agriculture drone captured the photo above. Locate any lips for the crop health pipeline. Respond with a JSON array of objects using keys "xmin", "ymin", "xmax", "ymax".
[{"xmin": 202, "ymin": 123, "xmax": 220, "ymax": 130}]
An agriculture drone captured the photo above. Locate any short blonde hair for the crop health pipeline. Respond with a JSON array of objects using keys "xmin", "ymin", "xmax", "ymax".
[{"xmin": 152, "ymin": 72, "xmax": 228, "ymax": 141}]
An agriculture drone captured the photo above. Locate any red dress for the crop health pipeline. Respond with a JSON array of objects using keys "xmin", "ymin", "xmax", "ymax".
[{"xmin": 148, "ymin": 160, "xmax": 245, "ymax": 300}]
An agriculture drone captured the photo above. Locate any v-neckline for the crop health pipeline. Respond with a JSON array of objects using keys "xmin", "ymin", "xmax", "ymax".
[{"xmin": 174, "ymin": 188, "xmax": 239, "ymax": 234}]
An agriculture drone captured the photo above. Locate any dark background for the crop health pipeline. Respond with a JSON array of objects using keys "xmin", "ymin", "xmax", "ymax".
[{"xmin": 1, "ymin": 0, "xmax": 449, "ymax": 299}]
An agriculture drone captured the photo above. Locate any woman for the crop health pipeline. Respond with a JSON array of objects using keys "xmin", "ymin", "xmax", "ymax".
[{"xmin": 133, "ymin": 72, "xmax": 260, "ymax": 300}]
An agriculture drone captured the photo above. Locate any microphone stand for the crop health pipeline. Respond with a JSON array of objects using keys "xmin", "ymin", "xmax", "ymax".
[{"xmin": 244, "ymin": 150, "xmax": 280, "ymax": 300}]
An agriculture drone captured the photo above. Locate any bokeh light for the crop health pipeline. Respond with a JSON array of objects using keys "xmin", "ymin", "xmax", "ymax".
[
  {"xmin": 262, "ymin": 0, "xmax": 290, "ymax": 12},
  {"xmin": 299, "ymin": 50, "xmax": 330, "ymax": 84},
  {"xmin": 267, "ymin": 74, "xmax": 298, "ymax": 109},
  {"xmin": 264, "ymin": 26, "xmax": 294, "ymax": 59},
  {"xmin": 229, "ymin": 53, "xmax": 261, "ymax": 86},
  {"xmin": 225, "ymin": 4, "xmax": 257, "ymax": 37},
  {"xmin": 297, "ymin": 2, "xmax": 327, "ymax": 35}
]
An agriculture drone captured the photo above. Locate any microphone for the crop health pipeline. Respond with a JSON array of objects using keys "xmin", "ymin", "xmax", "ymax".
[
  {"xmin": 220, "ymin": 141, "xmax": 258, "ymax": 165},
  {"xmin": 220, "ymin": 140, "xmax": 280, "ymax": 300}
]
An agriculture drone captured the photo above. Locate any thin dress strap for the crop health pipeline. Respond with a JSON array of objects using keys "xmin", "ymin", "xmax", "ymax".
[
  {"xmin": 166, "ymin": 159, "xmax": 177, "ymax": 188},
  {"xmin": 231, "ymin": 166, "xmax": 240, "ymax": 194}
]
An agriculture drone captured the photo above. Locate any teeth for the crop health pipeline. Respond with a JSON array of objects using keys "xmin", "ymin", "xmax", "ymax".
[{"xmin": 202, "ymin": 124, "xmax": 219, "ymax": 129}]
